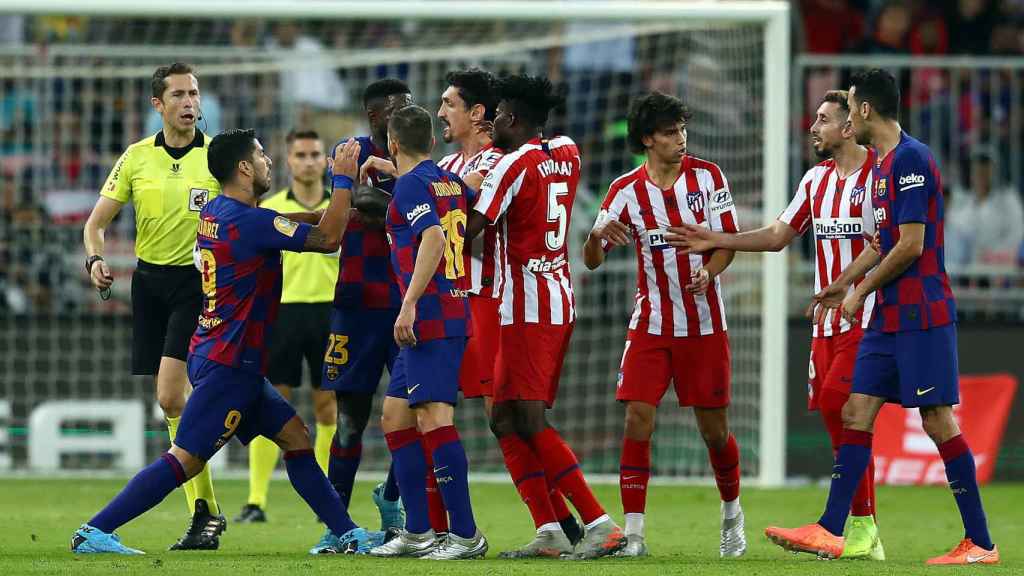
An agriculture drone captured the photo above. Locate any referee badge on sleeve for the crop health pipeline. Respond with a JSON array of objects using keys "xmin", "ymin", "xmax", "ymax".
[{"xmin": 189, "ymin": 188, "xmax": 210, "ymax": 211}]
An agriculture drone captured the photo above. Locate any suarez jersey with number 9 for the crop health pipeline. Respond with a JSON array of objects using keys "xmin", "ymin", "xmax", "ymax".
[
  {"xmin": 190, "ymin": 195, "xmax": 312, "ymax": 375},
  {"xmin": 475, "ymin": 137, "xmax": 580, "ymax": 326},
  {"xmin": 386, "ymin": 160, "xmax": 471, "ymax": 342}
]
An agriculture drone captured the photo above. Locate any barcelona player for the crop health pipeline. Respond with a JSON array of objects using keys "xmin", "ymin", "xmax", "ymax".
[
  {"xmin": 765, "ymin": 69, "xmax": 998, "ymax": 565},
  {"xmin": 368, "ymin": 105, "xmax": 487, "ymax": 560},
  {"xmin": 72, "ymin": 130, "xmax": 377, "ymax": 555}
]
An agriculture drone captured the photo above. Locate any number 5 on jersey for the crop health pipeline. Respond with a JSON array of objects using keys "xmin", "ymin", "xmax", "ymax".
[{"xmin": 546, "ymin": 182, "xmax": 569, "ymax": 250}]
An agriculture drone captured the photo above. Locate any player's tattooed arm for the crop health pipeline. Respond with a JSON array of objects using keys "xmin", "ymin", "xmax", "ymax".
[
  {"xmin": 300, "ymin": 139, "xmax": 359, "ymax": 253},
  {"xmin": 280, "ymin": 211, "xmax": 324, "ymax": 225},
  {"xmin": 302, "ymin": 226, "xmax": 341, "ymax": 253}
]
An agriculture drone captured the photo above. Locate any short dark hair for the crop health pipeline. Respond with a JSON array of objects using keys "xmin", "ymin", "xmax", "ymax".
[
  {"xmin": 286, "ymin": 129, "xmax": 320, "ymax": 148},
  {"xmin": 494, "ymin": 73, "xmax": 565, "ymax": 128},
  {"xmin": 626, "ymin": 92, "xmax": 692, "ymax": 154},
  {"xmin": 820, "ymin": 90, "xmax": 850, "ymax": 115},
  {"xmin": 363, "ymin": 78, "xmax": 411, "ymax": 109},
  {"xmin": 208, "ymin": 129, "xmax": 257, "ymax": 185},
  {"xmin": 152, "ymin": 62, "xmax": 195, "ymax": 100},
  {"xmin": 445, "ymin": 68, "xmax": 498, "ymax": 121},
  {"xmin": 387, "ymin": 105, "xmax": 433, "ymax": 156},
  {"xmin": 850, "ymin": 69, "xmax": 900, "ymax": 120}
]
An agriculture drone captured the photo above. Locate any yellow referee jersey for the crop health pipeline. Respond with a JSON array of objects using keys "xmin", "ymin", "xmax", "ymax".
[
  {"xmin": 259, "ymin": 188, "xmax": 338, "ymax": 304},
  {"xmin": 101, "ymin": 130, "xmax": 220, "ymax": 266}
]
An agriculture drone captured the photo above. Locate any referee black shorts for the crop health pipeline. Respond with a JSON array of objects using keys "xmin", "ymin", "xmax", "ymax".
[
  {"xmin": 131, "ymin": 260, "xmax": 203, "ymax": 376},
  {"xmin": 266, "ymin": 302, "xmax": 332, "ymax": 388}
]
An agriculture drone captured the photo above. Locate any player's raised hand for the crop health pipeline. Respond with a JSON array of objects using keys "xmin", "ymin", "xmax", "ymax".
[
  {"xmin": 685, "ymin": 268, "xmax": 711, "ymax": 294},
  {"xmin": 89, "ymin": 259, "xmax": 114, "ymax": 291},
  {"xmin": 394, "ymin": 303, "xmax": 417, "ymax": 347},
  {"xmin": 472, "ymin": 118, "xmax": 494, "ymax": 138},
  {"xmin": 665, "ymin": 222, "xmax": 716, "ymax": 254},
  {"xmin": 590, "ymin": 210, "xmax": 631, "ymax": 246},
  {"xmin": 333, "ymin": 138, "xmax": 361, "ymax": 180},
  {"xmin": 359, "ymin": 155, "xmax": 397, "ymax": 184}
]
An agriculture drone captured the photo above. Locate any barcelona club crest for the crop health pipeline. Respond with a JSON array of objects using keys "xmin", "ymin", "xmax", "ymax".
[
  {"xmin": 686, "ymin": 191, "xmax": 704, "ymax": 214},
  {"xmin": 874, "ymin": 179, "xmax": 887, "ymax": 199},
  {"xmin": 850, "ymin": 185, "xmax": 866, "ymax": 206}
]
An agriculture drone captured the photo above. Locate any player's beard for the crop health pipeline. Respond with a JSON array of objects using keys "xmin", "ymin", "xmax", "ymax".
[
  {"xmin": 254, "ymin": 172, "xmax": 271, "ymax": 196},
  {"xmin": 441, "ymin": 122, "xmax": 454, "ymax": 144},
  {"xmin": 813, "ymin": 142, "xmax": 835, "ymax": 160}
]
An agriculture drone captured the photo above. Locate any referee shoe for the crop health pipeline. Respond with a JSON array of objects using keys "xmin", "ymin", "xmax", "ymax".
[{"xmin": 169, "ymin": 499, "xmax": 226, "ymax": 551}]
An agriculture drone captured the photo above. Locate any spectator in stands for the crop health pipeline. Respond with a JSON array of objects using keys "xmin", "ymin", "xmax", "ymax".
[
  {"xmin": 949, "ymin": 146, "xmax": 1024, "ymax": 273},
  {"xmin": 856, "ymin": 1, "xmax": 911, "ymax": 54},
  {"xmin": 267, "ymin": 22, "xmax": 349, "ymax": 112},
  {"xmin": 800, "ymin": 0, "xmax": 866, "ymax": 53},
  {"xmin": 947, "ymin": 0, "xmax": 998, "ymax": 54}
]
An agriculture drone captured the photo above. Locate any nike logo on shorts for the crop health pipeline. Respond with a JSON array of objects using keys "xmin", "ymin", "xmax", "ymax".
[
  {"xmin": 916, "ymin": 386, "xmax": 936, "ymax": 396},
  {"xmin": 407, "ymin": 383, "xmax": 421, "ymax": 394}
]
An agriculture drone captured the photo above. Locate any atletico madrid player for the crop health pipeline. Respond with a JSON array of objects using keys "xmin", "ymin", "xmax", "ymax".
[
  {"xmin": 585, "ymin": 91, "xmax": 746, "ymax": 558},
  {"xmin": 674, "ymin": 90, "xmax": 883, "ymax": 559},
  {"xmin": 467, "ymin": 73, "xmax": 625, "ymax": 560}
]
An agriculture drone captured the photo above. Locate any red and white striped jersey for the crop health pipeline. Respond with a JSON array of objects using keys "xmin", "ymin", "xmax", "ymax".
[
  {"xmin": 438, "ymin": 144, "xmax": 504, "ymax": 298},
  {"xmin": 475, "ymin": 137, "xmax": 580, "ymax": 326},
  {"xmin": 779, "ymin": 148, "xmax": 876, "ymax": 337},
  {"xmin": 602, "ymin": 156, "xmax": 739, "ymax": 337}
]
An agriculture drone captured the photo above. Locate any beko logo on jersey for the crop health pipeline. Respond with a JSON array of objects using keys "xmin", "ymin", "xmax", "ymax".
[
  {"xmin": 813, "ymin": 217, "xmax": 863, "ymax": 240},
  {"xmin": 538, "ymin": 158, "xmax": 574, "ymax": 178},
  {"xmin": 406, "ymin": 203, "xmax": 432, "ymax": 224},
  {"xmin": 899, "ymin": 173, "xmax": 926, "ymax": 191},
  {"xmin": 525, "ymin": 254, "xmax": 567, "ymax": 272}
]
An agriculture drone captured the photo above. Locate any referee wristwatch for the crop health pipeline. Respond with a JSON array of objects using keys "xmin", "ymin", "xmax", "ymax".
[{"xmin": 85, "ymin": 255, "xmax": 105, "ymax": 275}]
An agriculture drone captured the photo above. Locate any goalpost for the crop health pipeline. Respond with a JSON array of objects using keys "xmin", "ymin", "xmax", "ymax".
[{"xmin": 0, "ymin": 1, "xmax": 789, "ymax": 486}]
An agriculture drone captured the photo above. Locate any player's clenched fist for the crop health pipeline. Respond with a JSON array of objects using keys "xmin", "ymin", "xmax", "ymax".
[
  {"xmin": 89, "ymin": 258, "xmax": 114, "ymax": 290},
  {"xmin": 590, "ymin": 209, "xmax": 631, "ymax": 246}
]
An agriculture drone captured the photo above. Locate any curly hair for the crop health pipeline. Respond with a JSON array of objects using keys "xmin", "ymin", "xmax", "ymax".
[
  {"xmin": 494, "ymin": 73, "xmax": 565, "ymax": 128},
  {"xmin": 362, "ymin": 78, "xmax": 411, "ymax": 108},
  {"xmin": 626, "ymin": 92, "xmax": 692, "ymax": 154}
]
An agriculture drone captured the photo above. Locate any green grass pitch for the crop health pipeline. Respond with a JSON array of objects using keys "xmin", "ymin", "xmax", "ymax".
[{"xmin": 3, "ymin": 478, "xmax": 1019, "ymax": 575}]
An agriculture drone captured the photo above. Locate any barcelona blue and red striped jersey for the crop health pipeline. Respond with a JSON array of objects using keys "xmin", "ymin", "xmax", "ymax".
[
  {"xmin": 870, "ymin": 131, "xmax": 956, "ymax": 332},
  {"xmin": 386, "ymin": 160, "xmax": 471, "ymax": 342},
  {"xmin": 189, "ymin": 195, "xmax": 311, "ymax": 374},
  {"xmin": 331, "ymin": 135, "xmax": 402, "ymax": 310}
]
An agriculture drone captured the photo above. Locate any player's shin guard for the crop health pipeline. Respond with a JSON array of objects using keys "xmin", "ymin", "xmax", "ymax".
[
  {"xmin": 166, "ymin": 417, "xmax": 197, "ymax": 514},
  {"xmin": 529, "ymin": 428, "xmax": 606, "ymax": 525},
  {"xmin": 708, "ymin": 434, "xmax": 740, "ymax": 504},
  {"xmin": 283, "ymin": 449, "xmax": 357, "ymax": 536},
  {"xmin": 939, "ymin": 435, "xmax": 994, "ymax": 550},
  {"xmin": 498, "ymin": 434, "xmax": 558, "ymax": 528},
  {"xmin": 818, "ymin": 429, "xmax": 873, "ymax": 536},
  {"xmin": 90, "ymin": 453, "xmax": 188, "ymax": 533},
  {"xmin": 385, "ymin": 427, "xmax": 431, "ymax": 534},
  {"xmin": 424, "ymin": 426, "xmax": 477, "ymax": 539},
  {"xmin": 620, "ymin": 437, "xmax": 651, "ymax": 517},
  {"xmin": 247, "ymin": 435, "xmax": 280, "ymax": 508},
  {"xmin": 314, "ymin": 423, "xmax": 336, "ymax": 475},
  {"xmin": 328, "ymin": 433, "xmax": 362, "ymax": 509}
]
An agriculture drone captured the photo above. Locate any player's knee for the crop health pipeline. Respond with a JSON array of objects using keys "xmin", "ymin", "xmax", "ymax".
[
  {"xmin": 156, "ymin": 388, "xmax": 186, "ymax": 418},
  {"xmin": 624, "ymin": 403, "xmax": 656, "ymax": 439},
  {"xmin": 919, "ymin": 406, "xmax": 958, "ymax": 444},
  {"xmin": 840, "ymin": 399, "xmax": 862, "ymax": 430},
  {"xmin": 274, "ymin": 417, "xmax": 312, "ymax": 452},
  {"xmin": 488, "ymin": 404, "xmax": 516, "ymax": 438},
  {"xmin": 168, "ymin": 445, "xmax": 204, "ymax": 479},
  {"xmin": 699, "ymin": 426, "xmax": 729, "ymax": 452},
  {"xmin": 514, "ymin": 410, "xmax": 545, "ymax": 439}
]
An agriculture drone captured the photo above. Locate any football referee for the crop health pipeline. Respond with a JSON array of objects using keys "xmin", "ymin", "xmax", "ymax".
[
  {"xmin": 236, "ymin": 130, "xmax": 339, "ymax": 523},
  {"xmin": 83, "ymin": 63, "xmax": 225, "ymax": 550}
]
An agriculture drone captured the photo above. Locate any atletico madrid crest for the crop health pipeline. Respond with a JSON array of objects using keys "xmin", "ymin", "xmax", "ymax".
[
  {"xmin": 850, "ymin": 185, "xmax": 866, "ymax": 206},
  {"xmin": 686, "ymin": 191, "xmax": 704, "ymax": 213}
]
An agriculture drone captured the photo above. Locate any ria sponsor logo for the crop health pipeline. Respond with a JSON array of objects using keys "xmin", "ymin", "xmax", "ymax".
[
  {"xmin": 525, "ymin": 254, "xmax": 567, "ymax": 272},
  {"xmin": 406, "ymin": 203, "xmax": 431, "ymax": 223}
]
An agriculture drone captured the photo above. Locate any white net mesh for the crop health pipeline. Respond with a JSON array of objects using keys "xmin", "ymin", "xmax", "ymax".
[{"xmin": 0, "ymin": 13, "xmax": 769, "ymax": 479}]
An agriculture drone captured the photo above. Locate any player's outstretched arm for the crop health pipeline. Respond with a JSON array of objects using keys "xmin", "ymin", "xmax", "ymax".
[
  {"xmin": 394, "ymin": 225, "xmax": 445, "ymax": 347},
  {"xmin": 302, "ymin": 139, "xmax": 361, "ymax": 253},
  {"xmin": 666, "ymin": 220, "xmax": 796, "ymax": 254},
  {"xmin": 279, "ymin": 210, "xmax": 324, "ymax": 225},
  {"xmin": 83, "ymin": 196, "xmax": 125, "ymax": 290}
]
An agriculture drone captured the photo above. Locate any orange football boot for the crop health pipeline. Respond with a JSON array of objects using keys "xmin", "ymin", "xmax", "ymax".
[
  {"xmin": 765, "ymin": 523, "xmax": 844, "ymax": 559},
  {"xmin": 926, "ymin": 538, "xmax": 999, "ymax": 565}
]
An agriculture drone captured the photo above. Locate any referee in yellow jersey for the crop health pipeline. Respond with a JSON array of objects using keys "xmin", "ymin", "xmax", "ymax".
[
  {"xmin": 235, "ymin": 130, "xmax": 339, "ymax": 523},
  {"xmin": 83, "ymin": 63, "xmax": 226, "ymax": 550}
]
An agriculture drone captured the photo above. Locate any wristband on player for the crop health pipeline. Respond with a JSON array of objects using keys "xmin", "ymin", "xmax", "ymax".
[
  {"xmin": 591, "ymin": 209, "xmax": 612, "ymax": 234},
  {"xmin": 85, "ymin": 255, "xmax": 104, "ymax": 275},
  {"xmin": 332, "ymin": 174, "xmax": 354, "ymax": 190}
]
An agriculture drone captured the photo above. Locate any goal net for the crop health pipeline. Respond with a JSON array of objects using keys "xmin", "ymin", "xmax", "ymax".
[{"xmin": 0, "ymin": 2, "xmax": 789, "ymax": 484}]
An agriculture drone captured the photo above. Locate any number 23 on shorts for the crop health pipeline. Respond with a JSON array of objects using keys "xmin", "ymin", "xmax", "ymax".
[{"xmin": 324, "ymin": 333, "xmax": 350, "ymax": 366}]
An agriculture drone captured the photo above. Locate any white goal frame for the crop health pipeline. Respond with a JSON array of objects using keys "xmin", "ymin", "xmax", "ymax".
[{"xmin": 2, "ymin": 0, "xmax": 790, "ymax": 486}]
